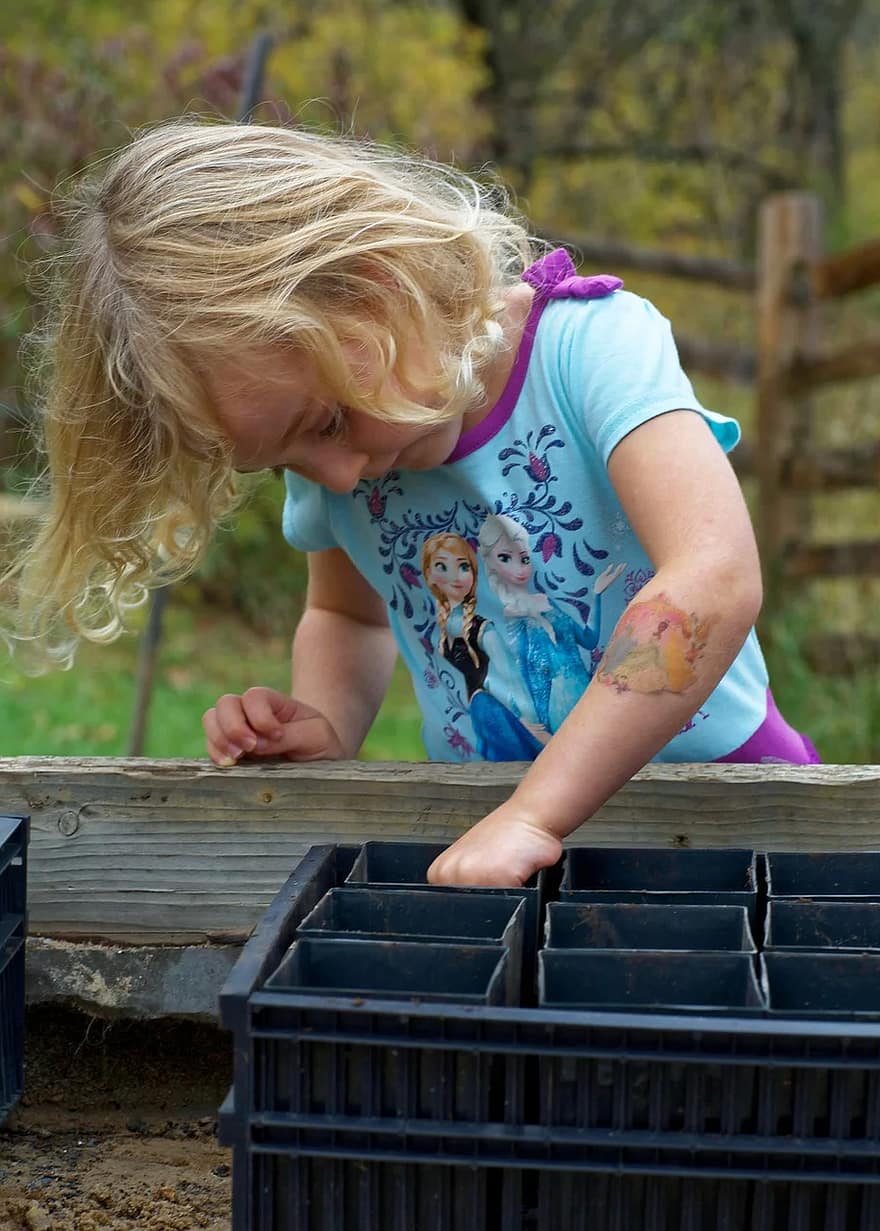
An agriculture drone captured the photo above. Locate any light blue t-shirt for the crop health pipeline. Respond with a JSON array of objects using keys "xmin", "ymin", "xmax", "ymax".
[{"xmin": 282, "ymin": 252, "xmax": 772, "ymax": 763}]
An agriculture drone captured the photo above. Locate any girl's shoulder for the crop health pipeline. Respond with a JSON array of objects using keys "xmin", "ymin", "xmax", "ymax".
[
  {"xmin": 530, "ymin": 286, "xmax": 681, "ymax": 406},
  {"xmin": 524, "ymin": 285, "xmax": 739, "ymax": 465},
  {"xmin": 521, "ymin": 250, "xmax": 670, "ymax": 358},
  {"xmin": 539, "ymin": 286, "xmax": 672, "ymax": 349}
]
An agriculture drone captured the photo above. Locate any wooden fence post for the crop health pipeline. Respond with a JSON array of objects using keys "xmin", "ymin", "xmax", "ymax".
[{"xmin": 755, "ymin": 193, "xmax": 823, "ymax": 609}]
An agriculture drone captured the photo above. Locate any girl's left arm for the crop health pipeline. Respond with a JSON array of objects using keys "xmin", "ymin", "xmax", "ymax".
[{"xmin": 428, "ymin": 410, "xmax": 763, "ymax": 887}]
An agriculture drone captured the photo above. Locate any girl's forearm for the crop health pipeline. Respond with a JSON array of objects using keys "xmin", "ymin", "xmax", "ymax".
[
  {"xmin": 510, "ymin": 566, "xmax": 760, "ymax": 838},
  {"xmin": 291, "ymin": 606, "xmax": 398, "ymax": 757}
]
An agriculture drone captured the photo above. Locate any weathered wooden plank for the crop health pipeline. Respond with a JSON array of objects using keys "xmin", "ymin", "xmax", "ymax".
[{"xmin": 2, "ymin": 758, "xmax": 879, "ymax": 944}]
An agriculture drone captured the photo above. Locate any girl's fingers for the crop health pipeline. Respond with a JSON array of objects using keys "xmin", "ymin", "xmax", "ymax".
[
  {"xmin": 240, "ymin": 688, "xmax": 293, "ymax": 739},
  {"xmin": 204, "ymin": 690, "xmax": 337, "ymax": 766},
  {"xmin": 202, "ymin": 708, "xmax": 246, "ymax": 767},
  {"xmin": 207, "ymin": 695, "xmax": 259, "ymax": 754}
]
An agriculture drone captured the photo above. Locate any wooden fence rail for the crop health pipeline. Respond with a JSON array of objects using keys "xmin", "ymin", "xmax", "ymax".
[
  {"xmin": 812, "ymin": 238, "xmax": 880, "ymax": 300},
  {"xmin": 547, "ymin": 230, "xmax": 756, "ymax": 291},
  {"xmin": 788, "ymin": 334, "xmax": 880, "ymax": 393}
]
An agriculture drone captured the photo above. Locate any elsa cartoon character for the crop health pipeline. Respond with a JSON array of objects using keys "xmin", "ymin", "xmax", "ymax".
[
  {"xmin": 421, "ymin": 532, "xmax": 544, "ymax": 762},
  {"xmin": 478, "ymin": 514, "xmax": 624, "ymax": 734}
]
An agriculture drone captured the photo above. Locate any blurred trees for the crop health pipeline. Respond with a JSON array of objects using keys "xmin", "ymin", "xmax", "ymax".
[
  {"xmin": 0, "ymin": 0, "xmax": 492, "ymax": 626},
  {"xmin": 4, "ymin": 0, "xmax": 879, "ymax": 404},
  {"xmin": 1, "ymin": 0, "xmax": 879, "ymax": 626},
  {"xmin": 0, "ymin": 0, "xmax": 488, "ymax": 416},
  {"xmin": 454, "ymin": 0, "xmax": 873, "ymax": 246},
  {"xmin": 767, "ymin": 0, "xmax": 867, "ymax": 206}
]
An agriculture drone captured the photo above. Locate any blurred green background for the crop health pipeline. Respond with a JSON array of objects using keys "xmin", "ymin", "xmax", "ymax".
[{"xmin": 1, "ymin": 0, "xmax": 879, "ymax": 761}]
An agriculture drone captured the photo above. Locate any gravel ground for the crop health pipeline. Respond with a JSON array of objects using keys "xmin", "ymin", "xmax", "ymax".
[{"xmin": 0, "ymin": 1007, "xmax": 233, "ymax": 1231}]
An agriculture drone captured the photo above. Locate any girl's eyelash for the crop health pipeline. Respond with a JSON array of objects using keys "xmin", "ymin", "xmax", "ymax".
[{"xmin": 318, "ymin": 407, "xmax": 346, "ymax": 440}]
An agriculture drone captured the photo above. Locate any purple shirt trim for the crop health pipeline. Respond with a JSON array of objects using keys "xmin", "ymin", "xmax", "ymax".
[
  {"xmin": 714, "ymin": 689, "xmax": 821, "ymax": 764},
  {"xmin": 445, "ymin": 250, "xmax": 623, "ymax": 464}
]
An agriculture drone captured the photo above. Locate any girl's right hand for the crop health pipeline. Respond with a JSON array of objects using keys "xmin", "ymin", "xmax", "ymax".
[{"xmin": 202, "ymin": 685, "xmax": 346, "ymax": 766}]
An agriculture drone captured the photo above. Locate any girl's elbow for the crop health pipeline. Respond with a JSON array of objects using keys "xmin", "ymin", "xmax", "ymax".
[
  {"xmin": 723, "ymin": 560, "xmax": 763, "ymax": 635},
  {"xmin": 740, "ymin": 559, "xmax": 763, "ymax": 618}
]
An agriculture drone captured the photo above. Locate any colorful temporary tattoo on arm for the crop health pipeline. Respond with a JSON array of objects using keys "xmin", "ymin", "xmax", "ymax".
[{"xmin": 596, "ymin": 593, "xmax": 715, "ymax": 695}]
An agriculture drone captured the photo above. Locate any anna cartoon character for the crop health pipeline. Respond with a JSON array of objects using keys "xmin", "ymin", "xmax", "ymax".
[
  {"xmin": 421, "ymin": 532, "xmax": 544, "ymax": 762},
  {"xmin": 477, "ymin": 513, "xmax": 624, "ymax": 734}
]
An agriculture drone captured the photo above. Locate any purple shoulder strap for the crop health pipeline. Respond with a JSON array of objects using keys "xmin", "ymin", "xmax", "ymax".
[{"xmin": 444, "ymin": 250, "xmax": 621, "ymax": 463}]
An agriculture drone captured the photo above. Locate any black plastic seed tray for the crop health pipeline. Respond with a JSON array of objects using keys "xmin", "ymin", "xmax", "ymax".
[
  {"xmin": 545, "ymin": 901, "xmax": 754, "ymax": 952},
  {"xmin": 220, "ymin": 844, "xmax": 533, "ymax": 1172},
  {"xmin": 266, "ymin": 936, "xmax": 512, "ymax": 1005},
  {"xmin": 220, "ymin": 841, "xmax": 880, "ymax": 1231},
  {"xmin": 344, "ymin": 840, "xmax": 450, "ymax": 884},
  {"xmin": 767, "ymin": 851, "xmax": 880, "ymax": 900},
  {"xmin": 299, "ymin": 885, "xmax": 525, "ymax": 946},
  {"xmin": 0, "ymin": 814, "xmax": 27, "ymax": 1127},
  {"xmin": 298, "ymin": 888, "xmax": 525, "ymax": 1002},
  {"xmin": 763, "ymin": 951, "xmax": 880, "ymax": 1016},
  {"xmin": 539, "ymin": 949, "xmax": 765, "ymax": 1013},
  {"xmin": 221, "ymin": 999, "xmax": 880, "ymax": 1230},
  {"xmin": 343, "ymin": 840, "xmax": 543, "ymax": 1001},
  {"xmin": 766, "ymin": 900, "xmax": 880, "ymax": 951},
  {"xmin": 530, "ymin": 1172, "xmax": 880, "ymax": 1231},
  {"xmin": 559, "ymin": 846, "xmax": 758, "ymax": 927}
]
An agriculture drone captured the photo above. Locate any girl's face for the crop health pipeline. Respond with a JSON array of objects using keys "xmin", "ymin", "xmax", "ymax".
[
  {"xmin": 203, "ymin": 348, "xmax": 463, "ymax": 493},
  {"xmin": 426, "ymin": 547, "xmax": 474, "ymax": 605},
  {"xmin": 202, "ymin": 283, "xmax": 537, "ymax": 493},
  {"xmin": 487, "ymin": 535, "xmax": 532, "ymax": 587}
]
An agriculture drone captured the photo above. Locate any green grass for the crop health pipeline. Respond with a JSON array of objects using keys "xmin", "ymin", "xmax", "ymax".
[
  {"xmin": 0, "ymin": 601, "xmax": 425, "ymax": 760},
  {"xmin": 0, "ymin": 596, "xmax": 876, "ymax": 763},
  {"xmin": 761, "ymin": 605, "xmax": 880, "ymax": 765}
]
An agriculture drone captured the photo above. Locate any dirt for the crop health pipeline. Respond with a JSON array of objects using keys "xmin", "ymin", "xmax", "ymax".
[{"xmin": 0, "ymin": 1007, "xmax": 233, "ymax": 1231}]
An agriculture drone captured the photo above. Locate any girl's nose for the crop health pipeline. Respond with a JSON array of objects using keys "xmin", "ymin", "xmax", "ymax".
[{"xmin": 313, "ymin": 446, "xmax": 370, "ymax": 494}]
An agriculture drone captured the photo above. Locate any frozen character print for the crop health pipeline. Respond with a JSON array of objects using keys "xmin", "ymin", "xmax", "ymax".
[
  {"xmin": 478, "ymin": 514, "xmax": 625, "ymax": 734},
  {"xmin": 421, "ymin": 532, "xmax": 545, "ymax": 762}
]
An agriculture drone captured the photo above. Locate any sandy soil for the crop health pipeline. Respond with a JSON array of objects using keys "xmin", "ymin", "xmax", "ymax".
[{"xmin": 0, "ymin": 1007, "xmax": 233, "ymax": 1231}]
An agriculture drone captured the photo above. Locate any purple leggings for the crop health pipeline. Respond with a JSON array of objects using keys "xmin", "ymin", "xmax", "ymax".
[{"xmin": 714, "ymin": 690, "xmax": 820, "ymax": 764}]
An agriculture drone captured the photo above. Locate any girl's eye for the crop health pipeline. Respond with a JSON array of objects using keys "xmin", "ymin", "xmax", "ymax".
[{"xmin": 318, "ymin": 407, "xmax": 346, "ymax": 440}]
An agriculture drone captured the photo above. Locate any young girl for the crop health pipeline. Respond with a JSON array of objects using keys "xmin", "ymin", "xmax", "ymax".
[{"xmin": 7, "ymin": 118, "xmax": 818, "ymax": 888}]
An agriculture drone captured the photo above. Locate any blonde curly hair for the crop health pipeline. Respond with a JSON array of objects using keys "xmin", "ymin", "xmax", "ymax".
[{"xmin": 4, "ymin": 117, "xmax": 535, "ymax": 669}]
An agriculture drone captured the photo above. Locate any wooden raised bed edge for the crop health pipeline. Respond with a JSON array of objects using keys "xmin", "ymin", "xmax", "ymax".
[{"xmin": 3, "ymin": 758, "xmax": 878, "ymax": 1018}]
